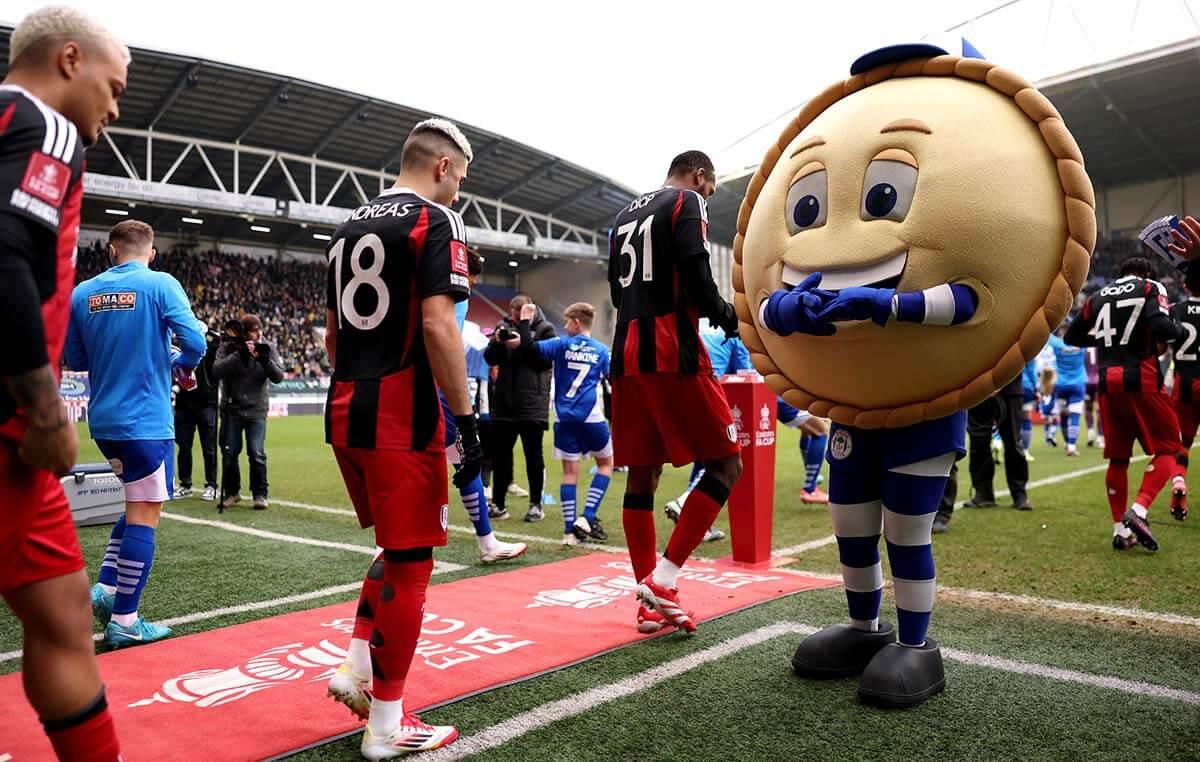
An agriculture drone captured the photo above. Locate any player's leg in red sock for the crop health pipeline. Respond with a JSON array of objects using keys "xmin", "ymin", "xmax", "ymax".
[
  {"xmin": 1135, "ymin": 454, "xmax": 1177, "ymax": 509},
  {"xmin": 1106, "ymin": 459, "xmax": 1129, "ymax": 522},
  {"xmin": 665, "ymin": 470, "xmax": 735, "ymax": 567},
  {"xmin": 370, "ymin": 548, "xmax": 434, "ymax": 704},
  {"xmin": 4, "ymin": 571, "xmax": 121, "ymax": 761},
  {"xmin": 622, "ymin": 491, "xmax": 658, "ymax": 582},
  {"xmin": 347, "ymin": 554, "xmax": 385, "ymax": 673}
]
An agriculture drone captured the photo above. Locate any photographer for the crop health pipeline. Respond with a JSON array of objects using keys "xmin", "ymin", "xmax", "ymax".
[
  {"xmin": 174, "ymin": 326, "xmax": 219, "ymax": 500},
  {"xmin": 485, "ymin": 295, "xmax": 555, "ymax": 521},
  {"xmin": 213, "ymin": 314, "xmax": 283, "ymax": 510}
]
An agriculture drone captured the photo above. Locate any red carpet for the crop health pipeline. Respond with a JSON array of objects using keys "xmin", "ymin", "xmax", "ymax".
[{"xmin": 0, "ymin": 554, "xmax": 834, "ymax": 760}]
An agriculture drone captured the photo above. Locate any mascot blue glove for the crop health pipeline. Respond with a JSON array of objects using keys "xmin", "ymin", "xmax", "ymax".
[{"xmin": 759, "ymin": 273, "xmax": 837, "ymax": 336}]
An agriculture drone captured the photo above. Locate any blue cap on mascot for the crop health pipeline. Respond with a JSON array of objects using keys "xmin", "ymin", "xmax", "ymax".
[{"xmin": 850, "ymin": 36, "xmax": 984, "ymax": 74}]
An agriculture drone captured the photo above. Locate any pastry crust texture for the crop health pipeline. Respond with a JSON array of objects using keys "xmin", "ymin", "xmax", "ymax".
[{"xmin": 733, "ymin": 55, "xmax": 1095, "ymax": 429}]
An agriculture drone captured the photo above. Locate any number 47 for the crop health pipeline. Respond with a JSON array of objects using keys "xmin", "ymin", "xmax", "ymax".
[{"xmin": 1088, "ymin": 298, "xmax": 1143, "ymax": 348}]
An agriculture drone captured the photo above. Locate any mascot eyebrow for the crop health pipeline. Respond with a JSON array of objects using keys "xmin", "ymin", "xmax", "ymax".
[
  {"xmin": 789, "ymin": 136, "xmax": 826, "ymax": 158},
  {"xmin": 880, "ymin": 118, "xmax": 932, "ymax": 135}
]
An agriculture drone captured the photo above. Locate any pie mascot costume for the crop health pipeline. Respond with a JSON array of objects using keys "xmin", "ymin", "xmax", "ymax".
[{"xmin": 733, "ymin": 39, "xmax": 1095, "ymax": 706}]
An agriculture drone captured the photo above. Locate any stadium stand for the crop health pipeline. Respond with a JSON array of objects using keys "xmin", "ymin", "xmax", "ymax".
[{"xmin": 75, "ymin": 241, "xmax": 331, "ymax": 378}]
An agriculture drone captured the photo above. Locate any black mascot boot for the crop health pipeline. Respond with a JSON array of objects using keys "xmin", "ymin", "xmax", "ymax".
[
  {"xmin": 791, "ymin": 623, "xmax": 897, "ymax": 678},
  {"xmin": 857, "ymin": 639, "xmax": 946, "ymax": 708}
]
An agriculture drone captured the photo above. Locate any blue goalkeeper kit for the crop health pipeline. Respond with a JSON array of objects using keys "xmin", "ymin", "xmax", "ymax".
[{"xmin": 66, "ymin": 260, "xmax": 205, "ymax": 440}]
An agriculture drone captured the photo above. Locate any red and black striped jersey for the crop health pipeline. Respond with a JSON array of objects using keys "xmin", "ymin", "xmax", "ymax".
[
  {"xmin": 1068, "ymin": 276, "xmax": 1171, "ymax": 393},
  {"xmin": 324, "ymin": 188, "xmax": 469, "ymax": 451},
  {"xmin": 607, "ymin": 187, "xmax": 715, "ymax": 377},
  {"xmin": 0, "ymin": 85, "xmax": 85, "ymax": 440},
  {"xmin": 1172, "ymin": 297, "xmax": 1200, "ymax": 383}
]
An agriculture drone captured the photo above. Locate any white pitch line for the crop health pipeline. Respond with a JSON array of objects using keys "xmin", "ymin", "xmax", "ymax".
[
  {"xmin": 773, "ymin": 566, "xmax": 1200, "ymax": 630},
  {"xmin": 268, "ymin": 497, "xmax": 626, "ymax": 555},
  {"xmin": 937, "ymin": 585, "xmax": 1200, "ymax": 629},
  {"xmin": 161, "ymin": 511, "xmax": 379, "ymax": 555},
  {"xmin": 941, "ymin": 645, "xmax": 1200, "ymax": 705},
  {"xmin": 0, "ymin": 565, "xmax": 468, "ymax": 665},
  {"xmin": 773, "ymin": 535, "xmax": 838, "ymax": 556},
  {"xmin": 233, "ymin": 498, "xmax": 1200, "ymax": 629},
  {"xmin": 423, "ymin": 620, "xmax": 1200, "ymax": 761},
  {"xmin": 421, "ymin": 622, "xmax": 816, "ymax": 762},
  {"xmin": 995, "ymin": 455, "xmax": 1149, "ymax": 499}
]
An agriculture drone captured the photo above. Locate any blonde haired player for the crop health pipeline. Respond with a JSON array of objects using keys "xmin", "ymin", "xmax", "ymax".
[
  {"xmin": 0, "ymin": 6, "xmax": 128, "ymax": 759},
  {"xmin": 515, "ymin": 301, "xmax": 615, "ymax": 545}
]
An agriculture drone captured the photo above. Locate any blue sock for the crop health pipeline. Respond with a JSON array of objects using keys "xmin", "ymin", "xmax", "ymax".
[
  {"xmin": 97, "ymin": 515, "xmax": 126, "ymax": 589},
  {"xmin": 561, "ymin": 484, "xmax": 577, "ymax": 533},
  {"xmin": 460, "ymin": 475, "xmax": 492, "ymax": 537},
  {"xmin": 113, "ymin": 523, "xmax": 156, "ymax": 618},
  {"xmin": 584, "ymin": 474, "xmax": 610, "ymax": 522},
  {"xmin": 1021, "ymin": 418, "xmax": 1032, "ymax": 451},
  {"xmin": 883, "ymin": 466, "xmax": 946, "ymax": 647},
  {"xmin": 687, "ymin": 462, "xmax": 703, "ymax": 489},
  {"xmin": 1067, "ymin": 412, "xmax": 1081, "ymax": 446},
  {"xmin": 802, "ymin": 434, "xmax": 827, "ymax": 492}
]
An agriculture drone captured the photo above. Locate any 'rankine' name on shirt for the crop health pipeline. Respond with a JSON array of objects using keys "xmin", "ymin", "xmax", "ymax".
[{"xmin": 564, "ymin": 348, "xmax": 601, "ymax": 364}]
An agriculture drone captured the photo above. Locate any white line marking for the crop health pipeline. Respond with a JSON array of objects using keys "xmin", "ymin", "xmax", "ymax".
[
  {"xmin": 773, "ymin": 535, "xmax": 838, "ymax": 556},
  {"xmin": 937, "ymin": 585, "xmax": 1200, "ymax": 629},
  {"xmin": 996, "ymin": 456, "xmax": 1147, "ymax": 499},
  {"xmin": 239, "ymin": 499, "xmax": 1200, "ymax": 628},
  {"xmin": 941, "ymin": 645, "xmax": 1200, "ymax": 705},
  {"xmin": 422, "ymin": 622, "xmax": 816, "ymax": 761},
  {"xmin": 268, "ymin": 497, "xmax": 626, "ymax": 554},
  {"xmin": 161, "ymin": 511, "xmax": 379, "ymax": 555},
  {"xmin": 0, "ymin": 568, "xmax": 466, "ymax": 665},
  {"xmin": 773, "ymin": 567, "xmax": 1200, "ymax": 629},
  {"xmin": 424, "ymin": 620, "xmax": 1200, "ymax": 760}
]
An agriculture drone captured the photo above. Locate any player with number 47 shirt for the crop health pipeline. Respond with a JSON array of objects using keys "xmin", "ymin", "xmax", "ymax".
[
  {"xmin": 1065, "ymin": 256, "xmax": 1181, "ymax": 551},
  {"xmin": 322, "ymin": 118, "xmax": 479, "ymax": 758}
]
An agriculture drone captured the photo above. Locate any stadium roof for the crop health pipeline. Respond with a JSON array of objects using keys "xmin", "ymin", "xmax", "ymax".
[
  {"xmin": 707, "ymin": 37, "xmax": 1200, "ymax": 246},
  {"xmin": 0, "ymin": 26, "xmax": 637, "ymax": 255}
]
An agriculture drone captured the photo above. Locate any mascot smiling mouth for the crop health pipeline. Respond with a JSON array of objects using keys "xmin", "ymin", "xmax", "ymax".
[{"xmin": 782, "ymin": 251, "xmax": 908, "ymax": 291}]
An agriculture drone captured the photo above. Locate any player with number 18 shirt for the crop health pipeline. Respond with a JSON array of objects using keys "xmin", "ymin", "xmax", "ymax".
[
  {"xmin": 323, "ymin": 119, "xmax": 479, "ymax": 757},
  {"xmin": 1065, "ymin": 256, "xmax": 1181, "ymax": 550}
]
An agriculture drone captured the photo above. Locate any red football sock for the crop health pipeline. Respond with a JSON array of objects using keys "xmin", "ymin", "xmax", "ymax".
[
  {"xmin": 1106, "ymin": 461, "xmax": 1129, "ymax": 522},
  {"xmin": 665, "ymin": 475, "xmax": 730, "ymax": 568},
  {"xmin": 622, "ymin": 493, "xmax": 657, "ymax": 582},
  {"xmin": 370, "ymin": 551, "xmax": 434, "ymax": 702},
  {"xmin": 45, "ymin": 691, "xmax": 121, "ymax": 762},
  {"xmin": 1135, "ymin": 454, "xmax": 1177, "ymax": 508},
  {"xmin": 353, "ymin": 556, "xmax": 385, "ymax": 641}
]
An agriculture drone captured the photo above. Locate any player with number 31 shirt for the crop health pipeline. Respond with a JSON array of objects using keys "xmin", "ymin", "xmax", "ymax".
[{"xmin": 1064, "ymin": 256, "xmax": 1181, "ymax": 551}]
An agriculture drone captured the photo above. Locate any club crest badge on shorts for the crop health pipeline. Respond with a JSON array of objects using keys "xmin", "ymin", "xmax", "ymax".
[
  {"xmin": 830, "ymin": 429, "xmax": 852, "ymax": 461},
  {"xmin": 440, "ymin": 504, "xmax": 450, "ymax": 531}
]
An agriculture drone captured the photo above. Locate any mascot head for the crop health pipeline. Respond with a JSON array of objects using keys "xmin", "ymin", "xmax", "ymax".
[{"xmin": 734, "ymin": 39, "xmax": 1095, "ymax": 428}]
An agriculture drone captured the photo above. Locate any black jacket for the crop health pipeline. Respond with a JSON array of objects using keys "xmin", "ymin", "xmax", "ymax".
[
  {"xmin": 484, "ymin": 312, "xmax": 555, "ymax": 423},
  {"xmin": 213, "ymin": 339, "xmax": 284, "ymax": 420},
  {"xmin": 176, "ymin": 338, "xmax": 219, "ymax": 410}
]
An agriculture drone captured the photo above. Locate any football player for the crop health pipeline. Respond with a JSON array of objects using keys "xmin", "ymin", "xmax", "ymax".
[{"xmin": 1065, "ymin": 257, "xmax": 1181, "ymax": 551}]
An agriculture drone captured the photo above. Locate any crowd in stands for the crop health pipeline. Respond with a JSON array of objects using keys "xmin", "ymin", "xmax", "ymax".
[
  {"xmin": 75, "ymin": 241, "xmax": 331, "ymax": 379},
  {"xmin": 1088, "ymin": 233, "xmax": 1184, "ymax": 300},
  {"xmin": 67, "ymin": 228, "xmax": 1173, "ymax": 381}
]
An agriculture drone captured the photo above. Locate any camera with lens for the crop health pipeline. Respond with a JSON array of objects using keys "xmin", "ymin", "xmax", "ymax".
[
  {"xmin": 495, "ymin": 325, "xmax": 519, "ymax": 342},
  {"xmin": 222, "ymin": 318, "xmax": 245, "ymax": 344}
]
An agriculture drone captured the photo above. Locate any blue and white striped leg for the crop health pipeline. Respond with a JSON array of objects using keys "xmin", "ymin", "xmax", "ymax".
[
  {"xmin": 829, "ymin": 457, "xmax": 884, "ymax": 632},
  {"xmin": 883, "ymin": 452, "xmax": 955, "ymax": 647}
]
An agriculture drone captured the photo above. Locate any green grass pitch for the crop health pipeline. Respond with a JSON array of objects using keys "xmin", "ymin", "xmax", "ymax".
[{"xmin": 1, "ymin": 416, "xmax": 1197, "ymax": 760}]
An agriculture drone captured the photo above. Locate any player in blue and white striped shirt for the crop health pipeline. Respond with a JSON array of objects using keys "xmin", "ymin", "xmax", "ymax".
[{"xmin": 517, "ymin": 301, "xmax": 613, "ymax": 544}]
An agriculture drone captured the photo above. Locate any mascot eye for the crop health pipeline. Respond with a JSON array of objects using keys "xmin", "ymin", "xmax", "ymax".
[
  {"xmin": 785, "ymin": 170, "xmax": 828, "ymax": 234},
  {"xmin": 860, "ymin": 160, "xmax": 917, "ymax": 221}
]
